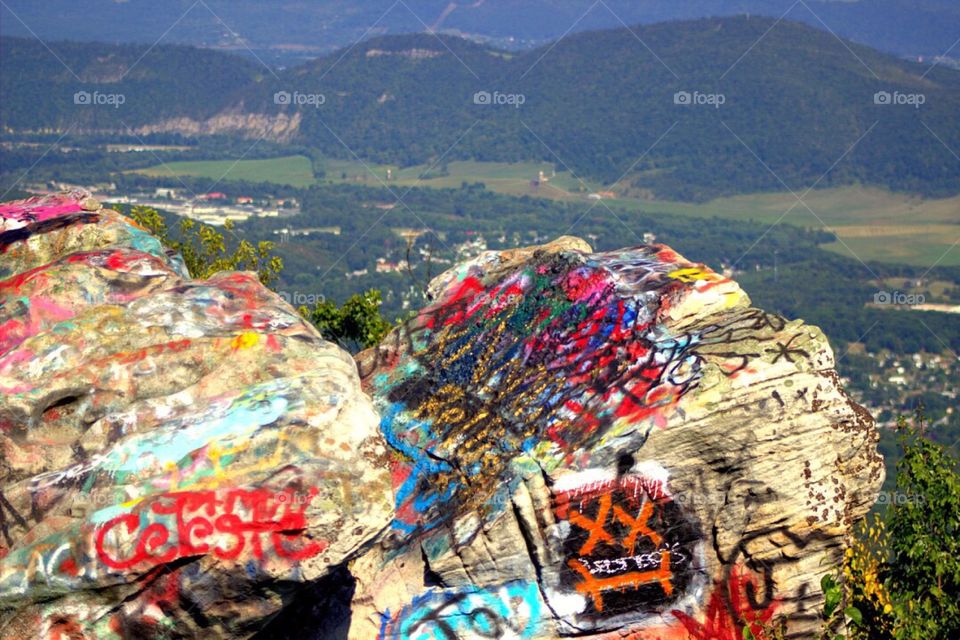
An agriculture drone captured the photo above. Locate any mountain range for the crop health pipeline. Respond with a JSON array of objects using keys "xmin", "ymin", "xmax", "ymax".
[
  {"xmin": 3, "ymin": 16, "xmax": 960, "ymax": 200},
  {"xmin": 1, "ymin": 0, "xmax": 959, "ymax": 61}
]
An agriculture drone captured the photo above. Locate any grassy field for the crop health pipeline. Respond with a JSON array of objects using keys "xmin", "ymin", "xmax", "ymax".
[
  {"xmin": 134, "ymin": 156, "xmax": 959, "ymax": 267},
  {"xmin": 319, "ymin": 158, "xmax": 598, "ymax": 197},
  {"xmin": 135, "ymin": 155, "xmax": 316, "ymax": 188},
  {"xmin": 614, "ymin": 187, "xmax": 960, "ymax": 267}
]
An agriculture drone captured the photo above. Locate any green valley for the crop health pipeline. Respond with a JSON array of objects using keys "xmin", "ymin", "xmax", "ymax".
[{"xmin": 133, "ymin": 153, "xmax": 960, "ymax": 266}]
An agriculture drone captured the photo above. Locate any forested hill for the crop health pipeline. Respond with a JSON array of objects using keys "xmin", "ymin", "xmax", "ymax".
[
  {"xmin": 1, "ymin": 0, "xmax": 957, "ymax": 58},
  {"xmin": 0, "ymin": 38, "xmax": 264, "ymax": 127},
  {"xmin": 3, "ymin": 16, "xmax": 960, "ymax": 200}
]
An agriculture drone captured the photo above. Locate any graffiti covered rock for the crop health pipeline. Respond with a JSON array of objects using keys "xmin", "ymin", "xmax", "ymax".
[
  {"xmin": 353, "ymin": 237, "xmax": 883, "ymax": 639},
  {"xmin": 0, "ymin": 192, "xmax": 883, "ymax": 639},
  {"xmin": 0, "ymin": 193, "xmax": 393, "ymax": 638}
]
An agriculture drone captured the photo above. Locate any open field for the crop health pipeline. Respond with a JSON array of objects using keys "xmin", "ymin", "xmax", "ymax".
[
  {"xmin": 134, "ymin": 157, "xmax": 960, "ymax": 267},
  {"xmin": 135, "ymin": 155, "xmax": 317, "ymax": 188},
  {"xmin": 136, "ymin": 156, "xmax": 599, "ymax": 197},
  {"xmin": 823, "ymin": 230, "xmax": 959, "ymax": 267},
  {"xmin": 615, "ymin": 187, "xmax": 960, "ymax": 267},
  {"xmin": 318, "ymin": 158, "xmax": 597, "ymax": 196}
]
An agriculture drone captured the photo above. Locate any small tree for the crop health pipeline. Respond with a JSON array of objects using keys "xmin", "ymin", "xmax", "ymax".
[
  {"xmin": 300, "ymin": 289, "xmax": 392, "ymax": 352},
  {"xmin": 128, "ymin": 205, "xmax": 283, "ymax": 286},
  {"xmin": 885, "ymin": 414, "xmax": 960, "ymax": 639},
  {"xmin": 812, "ymin": 411, "xmax": 960, "ymax": 640}
]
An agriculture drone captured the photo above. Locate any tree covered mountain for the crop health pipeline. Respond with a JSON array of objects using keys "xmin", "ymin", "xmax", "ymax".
[
  {"xmin": 0, "ymin": 37, "xmax": 264, "ymax": 130},
  {"xmin": 3, "ymin": 16, "xmax": 960, "ymax": 199},
  {"xmin": 1, "ymin": 0, "xmax": 957, "ymax": 59}
]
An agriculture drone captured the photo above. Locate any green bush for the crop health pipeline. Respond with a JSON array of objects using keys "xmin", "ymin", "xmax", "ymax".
[
  {"xmin": 299, "ymin": 289, "xmax": 392, "ymax": 352},
  {"xmin": 128, "ymin": 205, "xmax": 283, "ymax": 286},
  {"xmin": 830, "ymin": 413, "xmax": 960, "ymax": 640},
  {"xmin": 885, "ymin": 416, "xmax": 960, "ymax": 638}
]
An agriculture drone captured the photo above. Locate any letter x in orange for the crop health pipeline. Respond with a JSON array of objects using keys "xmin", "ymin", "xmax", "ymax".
[{"xmin": 568, "ymin": 494, "xmax": 661, "ymax": 555}]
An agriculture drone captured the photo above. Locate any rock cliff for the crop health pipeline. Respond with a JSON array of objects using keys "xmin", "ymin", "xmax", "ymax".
[{"xmin": 0, "ymin": 193, "xmax": 883, "ymax": 639}]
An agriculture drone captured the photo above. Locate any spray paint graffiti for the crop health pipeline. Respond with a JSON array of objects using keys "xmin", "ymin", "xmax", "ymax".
[
  {"xmin": 379, "ymin": 580, "xmax": 542, "ymax": 640},
  {"xmin": 672, "ymin": 564, "xmax": 779, "ymax": 640},
  {"xmin": 0, "ymin": 192, "xmax": 395, "ymax": 636},
  {"xmin": 691, "ymin": 308, "xmax": 812, "ymax": 378},
  {"xmin": 545, "ymin": 465, "xmax": 703, "ymax": 628},
  {"xmin": 0, "ymin": 490, "xmax": 28, "ymax": 551},
  {"xmin": 0, "ymin": 191, "xmax": 93, "ymax": 230},
  {"xmin": 365, "ymin": 247, "xmax": 734, "ymax": 544},
  {"xmin": 94, "ymin": 486, "xmax": 325, "ymax": 570},
  {"xmin": 0, "ymin": 192, "xmax": 175, "ymax": 281}
]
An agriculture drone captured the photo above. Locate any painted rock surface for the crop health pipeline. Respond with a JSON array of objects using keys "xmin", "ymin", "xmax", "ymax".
[
  {"xmin": 0, "ymin": 193, "xmax": 393, "ymax": 638},
  {"xmin": 1, "ymin": 192, "xmax": 883, "ymax": 639},
  {"xmin": 353, "ymin": 237, "xmax": 883, "ymax": 640}
]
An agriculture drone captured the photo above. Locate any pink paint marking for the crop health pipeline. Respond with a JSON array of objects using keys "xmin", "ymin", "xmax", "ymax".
[{"xmin": 0, "ymin": 193, "xmax": 87, "ymax": 228}]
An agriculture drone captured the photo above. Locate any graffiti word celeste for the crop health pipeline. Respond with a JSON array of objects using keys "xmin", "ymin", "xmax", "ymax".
[{"xmin": 94, "ymin": 487, "xmax": 324, "ymax": 570}]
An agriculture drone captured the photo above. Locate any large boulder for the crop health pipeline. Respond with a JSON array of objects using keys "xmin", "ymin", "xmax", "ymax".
[
  {"xmin": 0, "ymin": 193, "xmax": 393, "ymax": 638},
  {"xmin": 1, "ymin": 192, "xmax": 883, "ymax": 639},
  {"xmin": 352, "ymin": 237, "xmax": 883, "ymax": 639}
]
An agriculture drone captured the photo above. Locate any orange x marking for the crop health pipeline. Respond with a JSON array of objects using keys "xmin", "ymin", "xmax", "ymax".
[
  {"xmin": 614, "ymin": 499, "xmax": 662, "ymax": 552},
  {"xmin": 569, "ymin": 494, "xmax": 663, "ymax": 555},
  {"xmin": 568, "ymin": 493, "xmax": 614, "ymax": 555}
]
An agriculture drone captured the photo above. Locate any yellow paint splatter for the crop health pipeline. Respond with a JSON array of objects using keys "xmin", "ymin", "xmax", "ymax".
[
  {"xmin": 667, "ymin": 267, "xmax": 719, "ymax": 283},
  {"xmin": 120, "ymin": 496, "xmax": 144, "ymax": 510},
  {"xmin": 231, "ymin": 332, "xmax": 260, "ymax": 351}
]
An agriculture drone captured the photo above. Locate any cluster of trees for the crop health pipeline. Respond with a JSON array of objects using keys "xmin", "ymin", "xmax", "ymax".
[
  {"xmin": 0, "ymin": 37, "xmax": 262, "ymax": 131},
  {"xmin": 802, "ymin": 416, "xmax": 959, "ymax": 640}
]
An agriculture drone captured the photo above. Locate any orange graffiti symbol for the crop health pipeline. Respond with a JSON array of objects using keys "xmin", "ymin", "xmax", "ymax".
[
  {"xmin": 568, "ymin": 550, "xmax": 673, "ymax": 612},
  {"xmin": 568, "ymin": 493, "xmax": 615, "ymax": 555},
  {"xmin": 614, "ymin": 499, "xmax": 662, "ymax": 552},
  {"xmin": 569, "ymin": 494, "xmax": 662, "ymax": 555}
]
